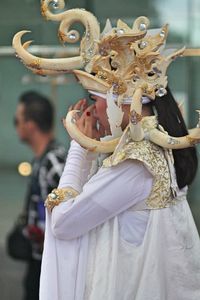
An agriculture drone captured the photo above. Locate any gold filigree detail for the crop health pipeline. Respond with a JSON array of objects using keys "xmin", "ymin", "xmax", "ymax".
[
  {"xmin": 79, "ymin": 20, "xmax": 184, "ymax": 100},
  {"xmin": 45, "ymin": 187, "xmax": 79, "ymax": 211},
  {"xmin": 28, "ymin": 58, "xmax": 42, "ymax": 69},
  {"xmin": 98, "ymin": 31, "xmax": 146, "ymax": 54},
  {"xmin": 103, "ymin": 137, "xmax": 173, "ymax": 209},
  {"xmin": 94, "ymin": 69, "xmax": 127, "ymax": 95},
  {"xmin": 58, "ymin": 30, "xmax": 66, "ymax": 44},
  {"xmin": 41, "ymin": 2, "xmax": 48, "ymax": 19},
  {"xmin": 130, "ymin": 110, "xmax": 143, "ymax": 125}
]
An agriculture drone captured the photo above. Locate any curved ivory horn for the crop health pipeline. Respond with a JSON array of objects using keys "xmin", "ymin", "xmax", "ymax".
[
  {"xmin": 65, "ymin": 110, "xmax": 119, "ymax": 153},
  {"xmin": 13, "ymin": 31, "xmax": 84, "ymax": 73},
  {"xmin": 182, "ymin": 48, "xmax": 200, "ymax": 56},
  {"xmin": 41, "ymin": 1, "xmax": 100, "ymax": 55},
  {"xmin": 13, "ymin": 4, "xmax": 100, "ymax": 74},
  {"xmin": 22, "ymin": 40, "xmax": 72, "ymax": 75},
  {"xmin": 148, "ymin": 127, "xmax": 200, "ymax": 149},
  {"xmin": 65, "ymin": 110, "xmax": 200, "ymax": 152},
  {"xmin": 27, "ymin": 65, "xmax": 67, "ymax": 76},
  {"xmin": 129, "ymin": 87, "xmax": 144, "ymax": 141}
]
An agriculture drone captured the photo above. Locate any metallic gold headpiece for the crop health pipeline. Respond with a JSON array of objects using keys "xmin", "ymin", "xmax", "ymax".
[{"xmin": 13, "ymin": 0, "xmax": 200, "ymax": 152}]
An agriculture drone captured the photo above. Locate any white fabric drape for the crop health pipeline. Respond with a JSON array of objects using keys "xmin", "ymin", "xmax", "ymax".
[
  {"xmin": 40, "ymin": 141, "xmax": 200, "ymax": 300},
  {"xmin": 84, "ymin": 198, "xmax": 200, "ymax": 300}
]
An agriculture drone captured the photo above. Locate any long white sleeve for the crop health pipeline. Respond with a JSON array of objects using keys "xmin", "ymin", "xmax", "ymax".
[
  {"xmin": 51, "ymin": 159, "xmax": 153, "ymax": 240},
  {"xmin": 58, "ymin": 140, "xmax": 96, "ymax": 192}
]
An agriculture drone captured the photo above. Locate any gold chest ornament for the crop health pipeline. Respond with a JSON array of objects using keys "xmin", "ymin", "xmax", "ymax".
[{"xmin": 103, "ymin": 117, "xmax": 176, "ymax": 209}]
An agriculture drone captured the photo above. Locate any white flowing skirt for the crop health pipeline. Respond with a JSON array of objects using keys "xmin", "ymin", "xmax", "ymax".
[{"xmin": 84, "ymin": 200, "xmax": 200, "ymax": 300}]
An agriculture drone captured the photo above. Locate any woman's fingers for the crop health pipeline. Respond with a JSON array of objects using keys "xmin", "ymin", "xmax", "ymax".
[
  {"xmin": 80, "ymin": 105, "xmax": 95, "ymax": 138},
  {"xmin": 84, "ymin": 106, "xmax": 106, "ymax": 139},
  {"xmin": 92, "ymin": 123, "xmax": 106, "ymax": 140},
  {"xmin": 75, "ymin": 105, "xmax": 98, "ymax": 138},
  {"xmin": 73, "ymin": 98, "xmax": 87, "ymax": 111},
  {"xmin": 68, "ymin": 105, "xmax": 73, "ymax": 112},
  {"xmin": 68, "ymin": 98, "xmax": 87, "ymax": 113},
  {"xmin": 67, "ymin": 99, "xmax": 88, "ymax": 123},
  {"xmin": 67, "ymin": 100, "xmax": 106, "ymax": 139}
]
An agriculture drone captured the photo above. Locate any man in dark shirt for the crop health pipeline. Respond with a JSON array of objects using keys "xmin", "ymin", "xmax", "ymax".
[{"xmin": 14, "ymin": 91, "xmax": 66, "ymax": 300}]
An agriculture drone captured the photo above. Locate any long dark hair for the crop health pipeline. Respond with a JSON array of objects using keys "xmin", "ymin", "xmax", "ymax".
[{"xmin": 151, "ymin": 87, "xmax": 198, "ymax": 188}]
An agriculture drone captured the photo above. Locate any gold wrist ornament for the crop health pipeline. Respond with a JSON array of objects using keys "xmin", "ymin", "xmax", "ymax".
[{"xmin": 45, "ymin": 187, "xmax": 79, "ymax": 211}]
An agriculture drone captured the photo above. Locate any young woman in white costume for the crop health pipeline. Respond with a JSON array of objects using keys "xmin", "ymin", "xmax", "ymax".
[
  {"xmin": 39, "ymin": 88, "xmax": 200, "ymax": 300},
  {"xmin": 12, "ymin": 1, "xmax": 200, "ymax": 299}
]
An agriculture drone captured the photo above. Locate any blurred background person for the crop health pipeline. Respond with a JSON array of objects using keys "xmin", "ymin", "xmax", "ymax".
[{"xmin": 13, "ymin": 91, "xmax": 66, "ymax": 300}]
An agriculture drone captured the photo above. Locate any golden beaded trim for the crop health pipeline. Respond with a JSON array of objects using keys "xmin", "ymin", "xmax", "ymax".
[{"xmin": 45, "ymin": 187, "xmax": 79, "ymax": 211}]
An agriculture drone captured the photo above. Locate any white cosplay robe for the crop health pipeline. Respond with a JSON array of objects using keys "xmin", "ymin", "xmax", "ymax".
[{"xmin": 40, "ymin": 141, "xmax": 200, "ymax": 300}]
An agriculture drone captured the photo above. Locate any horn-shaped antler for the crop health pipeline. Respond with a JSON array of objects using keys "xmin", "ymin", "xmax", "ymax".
[
  {"xmin": 64, "ymin": 110, "xmax": 120, "ymax": 153},
  {"xmin": 148, "ymin": 127, "xmax": 200, "ymax": 149},
  {"xmin": 64, "ymin": 110, "xmax": 200, "ymax": 153},
  {"xmin": 13, "ymin": 30, "xmax": 84, "ymax": 73},
  {"xmin": 182, "ymin": 49, "xmax": 200, "ymax": 56},
  {"xmin": 13, "ymin": 0, "xmax": 100, "ymax": 74}
]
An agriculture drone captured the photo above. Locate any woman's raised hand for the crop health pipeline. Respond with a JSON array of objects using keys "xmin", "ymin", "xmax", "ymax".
[{"xmin": 68, "ymin": 99, "xmax": 105, "ymax": 140}]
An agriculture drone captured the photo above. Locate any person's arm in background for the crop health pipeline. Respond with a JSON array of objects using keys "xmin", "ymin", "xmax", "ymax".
[
  {"xmin": 27, "ymin": 144, "xmax": 67, "ymax": 247},
  {"xmin": 39, "ymin": 144, "xmax": 66, "ymax": 200}
]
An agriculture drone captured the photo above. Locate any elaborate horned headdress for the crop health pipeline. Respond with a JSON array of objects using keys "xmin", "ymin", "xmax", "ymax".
[{"xmin": 13, "ymin": 0, "xmax": 200, "ymax": 153}]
